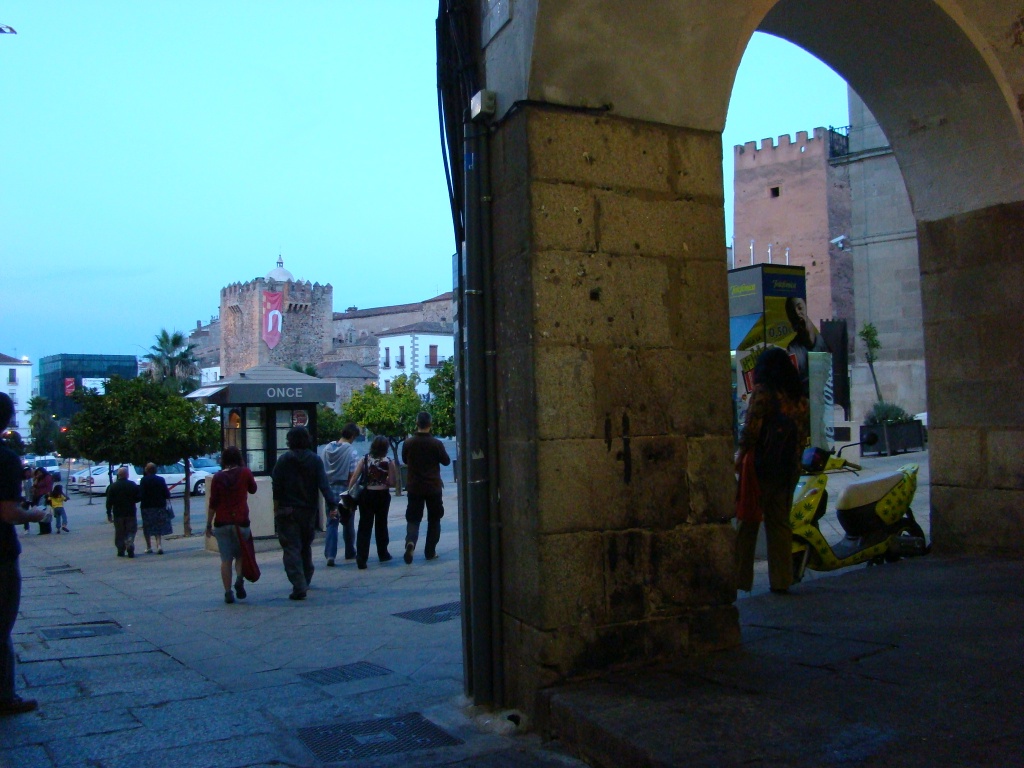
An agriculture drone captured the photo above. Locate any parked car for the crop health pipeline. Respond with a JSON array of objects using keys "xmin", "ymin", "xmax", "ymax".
[
  {"xmin": 85, "ymin": 463, "xmax": 212, "ymax": 496},
  {"xmin": 68, "ymin": 465, "xmax": 108, "ymax": 493},
  {"xmin": 190, "ymin": 457, "xmax": 221, "ymax": 473}
]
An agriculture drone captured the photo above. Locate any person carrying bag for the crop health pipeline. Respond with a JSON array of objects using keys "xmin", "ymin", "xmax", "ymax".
[{"xmin": 205, "ymin": 447, "xmax": 258, "ymax": 605}]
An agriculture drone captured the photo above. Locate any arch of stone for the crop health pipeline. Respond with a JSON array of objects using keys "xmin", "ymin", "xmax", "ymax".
[{"xmin": 456, "ymin": 0, "xmax": 1024, "ymax": 719}]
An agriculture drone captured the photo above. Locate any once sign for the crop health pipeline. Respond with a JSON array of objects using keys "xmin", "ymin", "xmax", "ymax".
[{"xmin": 267, "ymin": 386, "xmax": 303, "ymax": 398}]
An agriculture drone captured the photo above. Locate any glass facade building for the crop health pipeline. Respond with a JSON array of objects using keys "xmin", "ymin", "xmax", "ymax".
[{"xmin": 38, "ymin": 354, "xmax": 138, "ymax": 420}]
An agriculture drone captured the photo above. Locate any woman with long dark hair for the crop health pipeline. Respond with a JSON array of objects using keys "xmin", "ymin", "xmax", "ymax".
[
  {"xmin": 349, "ymin": 436, "xmax": 398, "ymax": 569},
  {"xmin": 735, "ymin": 346, "xmax": 809, "ymax": 593}
]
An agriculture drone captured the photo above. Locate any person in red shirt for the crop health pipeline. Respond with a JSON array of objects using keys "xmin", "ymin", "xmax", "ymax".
[{"xmin": 205, "ymin": 446, "xmax": 257, "ymax": 604}]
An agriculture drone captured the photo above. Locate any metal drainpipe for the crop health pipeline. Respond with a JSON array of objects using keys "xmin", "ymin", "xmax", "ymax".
[{"xmin": 459, "ymin": 118, "xmax": 500, "ymax": 705}]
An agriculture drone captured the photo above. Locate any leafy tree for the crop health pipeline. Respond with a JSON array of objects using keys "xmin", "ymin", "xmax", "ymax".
[
  {"xmin": 145, "ymin": 329, "xmax": 200, "ymax": 394},
  {"xmin": 425, "ymin": 358, "xmax": 455, "ymax": 438},
  {"xmin": 316, "ymin": 405, "xmax": 347, "ymax": 447},
  {"xmin": 342, "ymin": 374, "xmax": 422, "ymax": 493},
  {"xmin": 28, "ymin": 396, "xmax": 58, "ymax": 455},
  {"xmin": 67, "ymin": 377, "xmax": 219, "ymax": 534},
  {"xmin": 290, "ymin": 362, "xmax": 319, "ymax": 377},
  {"xmin": 3, "ymin": 430, "xmax": 26, "ymax": 456},
  {"xmin": 857, "ymin": 322, "xmax": 884, "ymax": 403}
]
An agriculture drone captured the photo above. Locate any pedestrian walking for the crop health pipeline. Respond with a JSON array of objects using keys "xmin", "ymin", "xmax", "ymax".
[
  {"xmin": 139, "ymin": 463, "xmax": 172, "ymax": 554},
  {"xmin": 318, "ymin": 422, "xmax": 359, "ymax": 565},
  {"xmin": 0, "ymin": 393, "xmax": 48, "ymax": 716},
  {"xmin": 206, "ymin": 446, "xmax": 258, "ymax": 604},
  {"xmin": 734, "ymin": 346, "xmax": 809, "ymax": 594},
  {"xmin": 32, "ymin": 468, "xmax": 53, "ymax": 535},
  {"xmin": 105, "ymin": 466, "xmax": 141, "ymax": 558},
  {"xmin": 401, "ymin": 411, "xmax": 451, "ymax": 564},
  {"xmin": 271, "ymin": 427, "xmax": 337, "ymax": 600},
  {"xmin": 47, "ymin": 484, "xmax": 69, "ymax": 534},
  {"xmin": 350, "ymin": 435, "xmax": 398, "ymax": 570}
]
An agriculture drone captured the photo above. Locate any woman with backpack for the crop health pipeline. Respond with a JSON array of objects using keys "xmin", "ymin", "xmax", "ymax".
[
  {"xmin": 735, "ymin": 346, "xmax": 809, "ymax": 594},
  {"xmin": 349, "ymin": 435, "xmax": 398, "ymax": 570}
]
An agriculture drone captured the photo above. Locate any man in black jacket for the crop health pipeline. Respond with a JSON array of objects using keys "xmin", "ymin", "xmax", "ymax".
[
  {"xmin": 401, "ymin": 411, "xmax": 451, "ymax": 564},
  {"xmin": 106, "ymin": 466, "xmax": 140, "ymax": 558},
  {"xmin": 271, "ymin": 427, "xmax": 337, "ymax": 600},
  {"xmin": 0, "ymin": 393, "xmax": 48, "ymax": 716}
]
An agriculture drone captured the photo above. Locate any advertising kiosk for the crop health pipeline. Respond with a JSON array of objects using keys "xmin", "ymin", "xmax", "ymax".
[{"xmin": 187, "ymin": 365, "xmax": 336, "ymax": 543}]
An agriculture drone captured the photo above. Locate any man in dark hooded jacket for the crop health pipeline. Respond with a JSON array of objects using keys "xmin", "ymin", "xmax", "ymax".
[
  {"xmin": 317, "ymin": 423, "xmax": 359, "ymax": 565},
  {"xmin": 272, "ymin": 427, "xmax": 337, "ymax": 600}
]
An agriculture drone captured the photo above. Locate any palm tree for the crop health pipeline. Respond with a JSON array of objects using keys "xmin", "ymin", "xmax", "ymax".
[
  {"xmin": 28, "ymin": 396, "xmax": 57, "ymax": 454},
  {"xmin": 145, "ymin": 329, "xmax": 200, "ymax": 394}
]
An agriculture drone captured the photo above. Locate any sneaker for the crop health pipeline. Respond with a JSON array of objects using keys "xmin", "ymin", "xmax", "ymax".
[
  {"xmin": 224, "ymin": 590, "xmax": 235, "ymax": 604},
  {"xmin": 326, "ymin": 558, "xmax": 335, "ymax": 567},
  {"xmin": 357, "ymin": 560, "xmax": 367, "ymax": 570},
  {"xmin": 379, "ymin": 553, "xmax": 392, "ymax": 563},
  {"xmin": 145, "ymin": 548, "xmax": 153, "ymax": 554},
  {"xmin": 157, "ymin": 549, "xmax": 163, "ymax": 555},
  {"xmin": 0, "ymin": 696, "xmax": 39, "ymax": 716},
  {"xmin": 234, "ymin": 579, "xmax": 246, "ymax": 600},
  {"xmin": 288, "ymin": 590, "xmax": 306, "ymax": 601},
  {"xmin": 127, "ymin": 550, "xmax": 134, "ymax": 559},
  {"xmin": 117, "ymin": 552, "xmax": 125, "ymax": 558},
  {"xmin": 55, "ymin": 530, "xmax": 60, "ymax": 535},
  {"xmin": 62, "ymin": 526, "xmax": 69, "ymax": 533},
  {"xmin": 424, "ymin": 552, "xmax": 438, "ymax": 561},
  {"xmin": 404, "ymin": 543, "xmax": 414, "ymax": 564}
]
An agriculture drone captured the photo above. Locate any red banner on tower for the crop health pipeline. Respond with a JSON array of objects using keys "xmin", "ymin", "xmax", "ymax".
[
  {"xmin": 262, "ymin": 291, "xmax": 283, "ymax": 349},
  {"xmin": 64, "ymin": 378, "xmax": 76, "ymax": 396}
]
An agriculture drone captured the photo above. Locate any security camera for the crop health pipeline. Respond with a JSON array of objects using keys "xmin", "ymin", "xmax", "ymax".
[{"xmin": 830, "ymin": 235, "xmax": 848, "ymax": 249}]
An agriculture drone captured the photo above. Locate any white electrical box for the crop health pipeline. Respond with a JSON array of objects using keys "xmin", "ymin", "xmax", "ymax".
[{"xmin": 471, "ymin": 90, "xmax": 497, "ymax": 121}]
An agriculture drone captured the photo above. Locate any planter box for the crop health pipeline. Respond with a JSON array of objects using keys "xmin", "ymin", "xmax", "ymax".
[{"xmin": 860, "ymin": 420, "xmax": 926, "ymax": 456}]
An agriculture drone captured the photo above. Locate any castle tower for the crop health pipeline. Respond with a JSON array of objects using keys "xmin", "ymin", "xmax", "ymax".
[
  {"xmin": 733, "ymin": 128, "xmax": 853, "ymax": 330},
  {"xmin": 219, "ymin": 258, "xmax": 333, "ymax": 377}
]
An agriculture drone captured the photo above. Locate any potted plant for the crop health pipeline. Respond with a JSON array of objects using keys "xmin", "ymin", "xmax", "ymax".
[{"xmin": 860, "ymin": 401, "xmax": 925, "ymax": 456}]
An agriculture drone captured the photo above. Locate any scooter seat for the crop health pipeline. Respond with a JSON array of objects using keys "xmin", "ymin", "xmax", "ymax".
[{"xmin": 835, "ymin": 471, "xmax": 904, "ymax": 510}]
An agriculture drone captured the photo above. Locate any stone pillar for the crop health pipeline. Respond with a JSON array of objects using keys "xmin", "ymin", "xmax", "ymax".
[
  {"xmin": 490, "ymin": 105, "xmax": 740, "ymax": 716},
  {"xmin": 918, "ymin": 202, "xmax": 1024, "ymax": 555}
]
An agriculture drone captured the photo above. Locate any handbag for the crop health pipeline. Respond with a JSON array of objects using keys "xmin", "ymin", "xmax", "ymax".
[
  {"xmin": 344, "ymin": 455, "xmax": 370, "ymax": 506},
  {"xmin": 735, "ymin": 450, "xmax": 763, "ymax": 523},
  {"xmin": 236, "ymin": 525, "xmax": 261, "ymax": 583}
]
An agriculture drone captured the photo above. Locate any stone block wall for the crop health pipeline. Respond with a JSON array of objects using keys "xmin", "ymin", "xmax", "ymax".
[
  {"xmin": 917, "ymin": 201, "xmax": 1024, "ymax": 555},
  {"xmin": 490, "ymin": 105, "xmax": 740, "ymax": 714},
  {"xmin": 219, "ymin": 279, "xmax": 333, "ymax": 377}
]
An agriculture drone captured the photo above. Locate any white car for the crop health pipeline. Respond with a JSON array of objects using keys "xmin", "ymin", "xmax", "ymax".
[
  {"xmin": 68, "ymin": 465, "xmax": 108, "ymax": 493},
  {"xmin": 85, "ymin": 462, "xmax": 212, "ymax": 497}
]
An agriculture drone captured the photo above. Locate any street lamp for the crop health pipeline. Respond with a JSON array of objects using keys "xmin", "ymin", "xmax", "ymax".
[{"xmin": 0, "ymin": 25, "xmax": 16, "ymax": 34}]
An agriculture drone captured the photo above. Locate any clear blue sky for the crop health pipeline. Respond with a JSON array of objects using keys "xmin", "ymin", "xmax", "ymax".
[{"xmin": 0, "ymin": 3, "xmax": 847, "ymax": 368}]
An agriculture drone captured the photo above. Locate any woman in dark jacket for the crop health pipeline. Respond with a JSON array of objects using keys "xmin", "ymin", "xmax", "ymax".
[
  {"xmin": 349, "ymin": 435, "xmax": 398, "ymax": 569},
  {"xmin": 735, "ymin": 346, "xmax": 809, "ymax": 594},
  {"xmin": 206, "ymin": 446, "xmax": 257, "ymax": 604},
  {"xmin": 139, "ymin": 463, "xmax": 172, "ymax": 554}
]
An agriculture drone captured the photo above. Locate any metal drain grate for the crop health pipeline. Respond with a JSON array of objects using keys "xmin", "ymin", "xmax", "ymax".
[
  {"xmin": 299, "ymin": 662, "xmax": 393, "ymax": 686},
  {"xmin": 297, "ymin": 712, "xmax": 463, "ymax": 762},
  {"xmin": 393, "ymin": 601, "xmax": 461, "ymax": 625},
  {"xmin": 38, "ymin": 621, "xmax": 122, "ymax": 641}
]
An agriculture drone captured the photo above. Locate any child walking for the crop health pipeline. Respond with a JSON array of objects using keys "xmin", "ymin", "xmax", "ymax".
[{"xmin": 48, "ymin": 484, "xmax": 70, "ymax": 533}]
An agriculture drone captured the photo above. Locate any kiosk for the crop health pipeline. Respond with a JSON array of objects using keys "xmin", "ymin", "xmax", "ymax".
[{"xmin": 187, "ymin": 365, "xmax": 336, "ymax": 543}]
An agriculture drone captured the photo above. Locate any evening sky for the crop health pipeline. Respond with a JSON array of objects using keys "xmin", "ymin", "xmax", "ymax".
[{"xmin": 0, "ymin": 2, "xmax": 848, "ymax": 367}]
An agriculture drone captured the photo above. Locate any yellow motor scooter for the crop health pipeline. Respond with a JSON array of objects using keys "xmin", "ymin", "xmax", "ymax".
[{"xmin": 790, "ymin": 441, "xmax": 930, "ymax": 584}]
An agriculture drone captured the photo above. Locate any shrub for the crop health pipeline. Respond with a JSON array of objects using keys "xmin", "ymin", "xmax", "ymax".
[{"xmin": 864, "ymin": 401, "xmax": 913, "ymax": 425}]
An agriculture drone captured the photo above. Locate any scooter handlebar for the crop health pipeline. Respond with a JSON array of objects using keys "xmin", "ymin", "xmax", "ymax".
[{"xmin": 844, "ymin": 460, "xmax": 862, "ymax": 471}]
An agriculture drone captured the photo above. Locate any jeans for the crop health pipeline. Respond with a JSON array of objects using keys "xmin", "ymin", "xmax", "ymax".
[
  {"xmin": 0, "ymin": 559, "xmax": 22, "ymax": 703},
  {"xmin": 113, "ymin": 515, "xmax": 137, "ymax": 556},
  {"xmin": 53, "ymin": 508, "xmax": 67, "ymax": 530},
  {"xmin": 276, "ymin": 507, "xmax": 317, "ymax": 594},
  {"xmin": 356, "ymin": 489, "xmax": 392, "ymax": 564},
  {"xmin": 405, "ymin": 492, "xmax": 444, "ymax": 557},
  {"xmin": 324, "ymin": 484, "xmax": 355, "ymax": 561}
]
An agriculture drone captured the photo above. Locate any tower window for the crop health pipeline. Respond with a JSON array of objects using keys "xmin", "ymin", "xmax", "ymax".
[{"xmin": 770, "ymin": 186, "xmax": 781, "ymax": 198}]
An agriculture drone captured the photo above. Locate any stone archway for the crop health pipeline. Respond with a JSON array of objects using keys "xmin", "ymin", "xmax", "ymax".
[{"xmin": 469, "ymin": 0, "xmax": 1024, "ymax": 717}]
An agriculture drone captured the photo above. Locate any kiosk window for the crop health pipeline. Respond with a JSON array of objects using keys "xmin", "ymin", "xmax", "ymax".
[
  {"xmin": 246, "ymin": 407, "xmax": 266, "ymax": 472},
  {"xmin": 276, "ymin": 410, "xmax": 292, "ymax": 462}
]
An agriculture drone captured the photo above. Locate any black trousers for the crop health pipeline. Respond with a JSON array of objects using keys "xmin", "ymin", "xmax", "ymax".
[
  {"xmin": 275, "ymin": 507, "xmax": 317, "ymax": 594},
  {"xmin": 405, "ymin": 492, "xmax": 444, "ymax": 557},
  {"xmin": 356, "ymin": 489, "xmax": 392, "ymax": 564}
]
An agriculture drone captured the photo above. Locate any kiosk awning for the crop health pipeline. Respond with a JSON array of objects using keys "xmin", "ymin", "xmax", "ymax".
[{"xmin": 186, "ymin": 365, "xmax": 336, "ymax": 406}]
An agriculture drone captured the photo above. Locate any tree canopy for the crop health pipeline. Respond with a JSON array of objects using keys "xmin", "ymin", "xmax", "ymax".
[
  {"xmin": 342, "ymin": 374, "xmax": 422, "ymax": 461},
  {"xmin": 425, "ymin": 358, "xmax": 455, "ymax": 438},
  {"xmin": 28, "ymin": 396, "xmax": 57, "ymax": 455}
]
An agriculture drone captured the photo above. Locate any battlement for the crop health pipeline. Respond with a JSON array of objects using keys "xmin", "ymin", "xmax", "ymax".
[{"xmin": 734, "ymin": 127, "xmax": 829, "ymax": 167}]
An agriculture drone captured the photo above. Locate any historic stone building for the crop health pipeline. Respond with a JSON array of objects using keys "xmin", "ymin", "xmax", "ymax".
[
  {"xmin": 733, "ymin": 127, "xmax": 853, "ymax": 334},
  {"xmin": 218, "ymin": 259, "xmax": 334, "ymax": 377}
]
